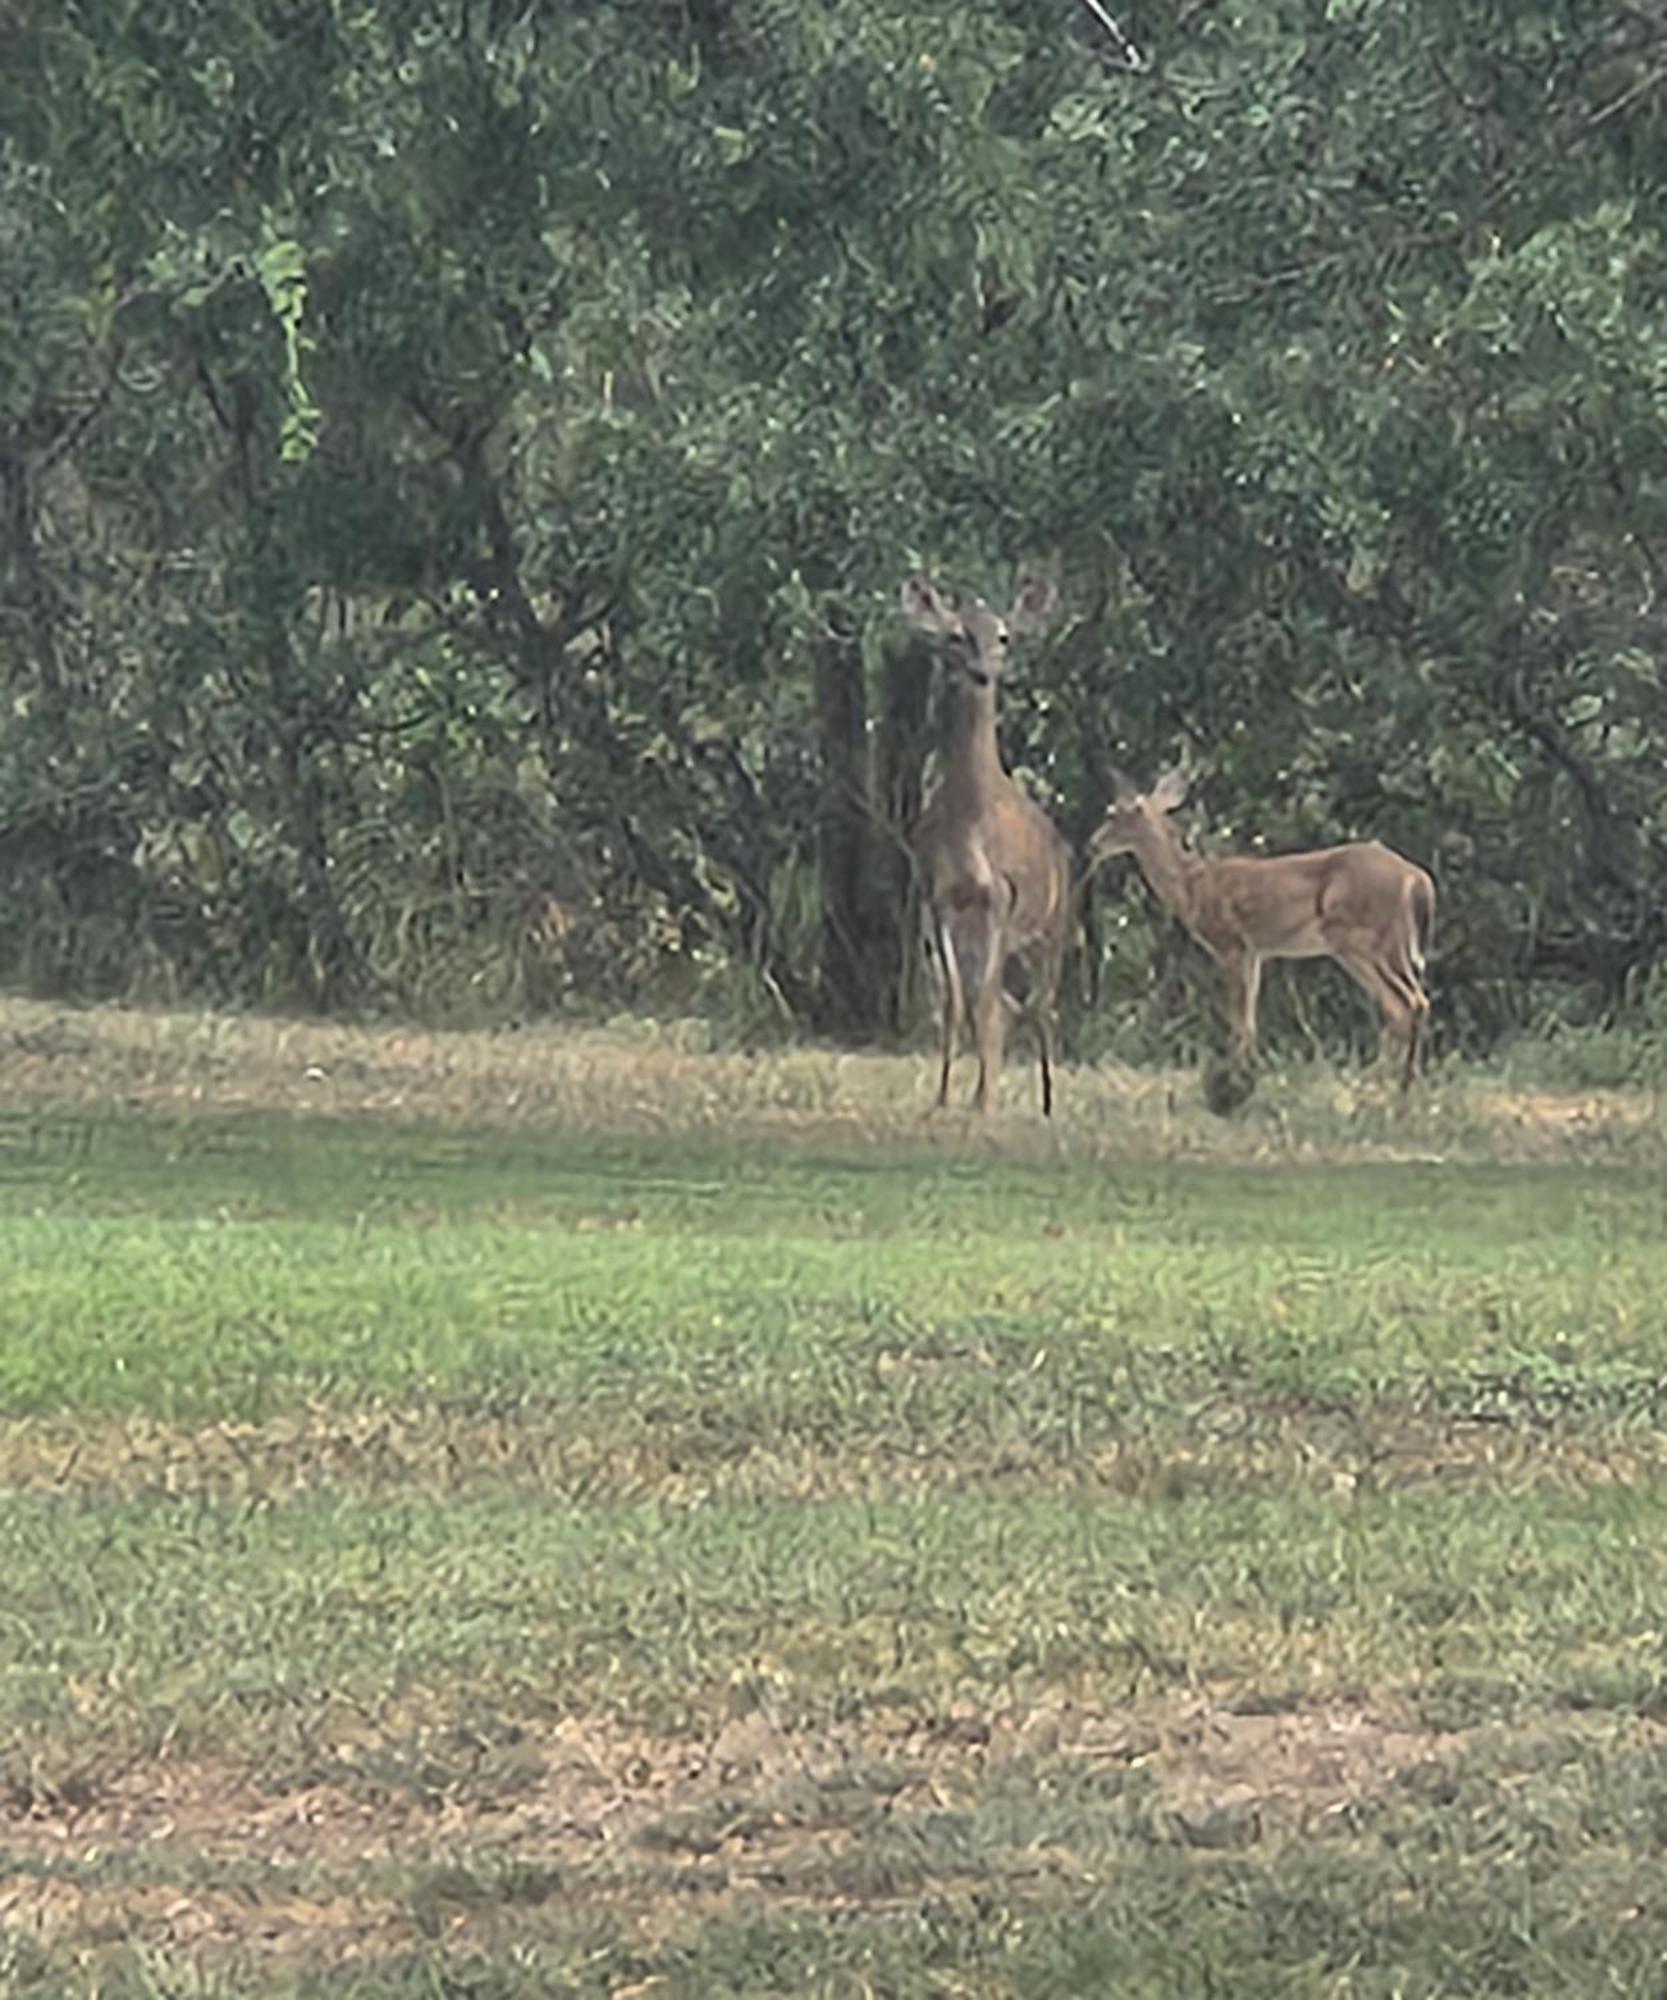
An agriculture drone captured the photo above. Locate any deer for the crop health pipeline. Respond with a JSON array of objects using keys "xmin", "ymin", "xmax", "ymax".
[
  {"xmin": 1088, "ymin": 768, "xmax": 1435, "ymax": 1094},
  {"xmin": 903, "ymin": 572, "xmax": 1071, "ymax": 1114}
]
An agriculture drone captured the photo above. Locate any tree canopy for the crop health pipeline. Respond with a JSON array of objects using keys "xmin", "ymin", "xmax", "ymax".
[{"xmin": 5, "ymin": 0, "xmax": 1666, "ymax": 1054}]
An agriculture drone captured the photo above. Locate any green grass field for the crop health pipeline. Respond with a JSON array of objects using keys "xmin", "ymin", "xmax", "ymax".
[{"xmin": 3, "ymin": 1001, "xmax": 1667, "ymax": 1995}]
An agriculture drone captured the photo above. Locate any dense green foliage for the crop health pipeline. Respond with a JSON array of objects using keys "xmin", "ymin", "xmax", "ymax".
[
  {"xmin": 5, "ymin": 2, "xmax": 1667, "ymax": 1050},
  {"xmin": 4, "ymin": 1094, "xmax": 1667, "ymax": 1990}
]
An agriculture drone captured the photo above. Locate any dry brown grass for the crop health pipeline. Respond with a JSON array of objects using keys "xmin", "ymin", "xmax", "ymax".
[
  {"xmin": 1, "ymin": 994, "xmax": 1660, "ymax": 1164},
  {"xmin": 8, "ymin": 1686, "xmax": 1655, "ymax": 1978},
  {"xmin": 0, "ymin": 1695, "xmax": 1498, "ymax": 1971},
  {"xmin": 1, "ymin": 1400, "xmax": 1658, "ymax": 1506}
]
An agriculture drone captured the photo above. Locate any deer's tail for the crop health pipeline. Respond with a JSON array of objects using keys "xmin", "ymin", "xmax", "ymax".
[{"xmin": 1407, "ymin": 871, "xmax": 1435, "ymax": 977}]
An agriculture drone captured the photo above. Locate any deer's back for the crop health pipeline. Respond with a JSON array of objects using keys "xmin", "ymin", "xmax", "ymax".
[{"xmin": 1204, "ymin": 841, "xmax": 1428, "ymax": 959}]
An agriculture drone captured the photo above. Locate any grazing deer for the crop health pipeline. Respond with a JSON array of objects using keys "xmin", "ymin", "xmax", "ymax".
[
  {"xmin": 904, "ymin": 573, "xmax": 1071, "ymax": 1114},
  {"xmin": 1089, "ymin": 769, "xmax": 1435, "ymax": 1092}
]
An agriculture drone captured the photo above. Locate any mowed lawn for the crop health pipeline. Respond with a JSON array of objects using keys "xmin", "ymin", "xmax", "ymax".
[{"xmin": 3, "ymin": 1012, "xmax": 1667, "ymax": 1995}]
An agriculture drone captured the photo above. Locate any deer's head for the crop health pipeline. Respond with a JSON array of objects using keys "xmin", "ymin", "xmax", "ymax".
[
  {"xmin": 1089, "ymin": 767, "xmax": 1190, "ymax": 864},
  {"xmin": 900, "ymin": 573, "xmax": 1057, "ymax": 698}
]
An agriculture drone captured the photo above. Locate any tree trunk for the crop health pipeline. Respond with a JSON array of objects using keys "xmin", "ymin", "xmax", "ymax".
[
  {"xmin": 811, "ymin": 606, "xmax": 875, "ymax": 1036},
  {"xmin": 873, "ymin": 633, "xmax": 933, "ymax": 1035},
  {"xmin": 0, "ymin": 438, "xmax": 64, "ymax": 706}
]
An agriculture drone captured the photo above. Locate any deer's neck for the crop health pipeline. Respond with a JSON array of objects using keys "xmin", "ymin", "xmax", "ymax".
[
  {"xmin": 939, "ymin": 686, "xmax": 1009, "ymax": 805},
  {"xmin": 1128, "ymin": 821, "xmax": 1204, "ymax": 928}
]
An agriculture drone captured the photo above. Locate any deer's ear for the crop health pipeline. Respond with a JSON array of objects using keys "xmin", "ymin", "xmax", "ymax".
[
  {"xmin": 1150, "ymin": 766, "xmax": 1190, "ymax": 813},
  {"xmin": 900, "ymin": 574, "xmax": 958, "ymax": 636},
  {"xmin": 1008, "ymin": 574, "xmax": 1060, "ymax": 635},
  {"xmin": 1109, "ymin": 767, "xmax": 1140, "ymax": 804}
]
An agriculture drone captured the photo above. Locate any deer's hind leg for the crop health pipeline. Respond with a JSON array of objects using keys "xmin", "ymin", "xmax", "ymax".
[
  {"xmin": 1036, "ymin": 997, "xmax": 1056, "ymax": 1118},
  {"xmin": 1394, "ymin": 958, "xmax": 1431, "ymax": 1090},
  {"xmin": 972, "ymin": 976, "xmax": 1009, "ymax": 1113},
  {"xmin": 1403, "ymin": 980, "xmax": 1430, "ymax": 1089},
  {"xmin": 1030, "ymin": 948, "xmax": 1063, "ymax": 1119},
  {"xmin": 1335, "ymin": 950, "xmax": 1421, "ymax": 1089},
  {"xmin": 998, "ymin": 947, "xmax": 1058, "ymax": 1118}
]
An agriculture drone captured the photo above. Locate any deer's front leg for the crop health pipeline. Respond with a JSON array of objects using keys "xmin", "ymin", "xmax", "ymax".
[
  {"xmin": 932, "ymin": 915, "xmax": 962, "ymax": 1108},
  {"xmin": 1221, "ymin": 951, "xmax": 1263, "ymax": 1062},
  {"xmin": 957, "ymin": 894, "xmax": 1006, "ymax": 1113}
]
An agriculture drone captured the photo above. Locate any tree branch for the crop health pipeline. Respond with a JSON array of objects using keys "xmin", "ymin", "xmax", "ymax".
[{"xmin": 1072, "ymin": 0, "xmax": 1147, "ymax": 72}]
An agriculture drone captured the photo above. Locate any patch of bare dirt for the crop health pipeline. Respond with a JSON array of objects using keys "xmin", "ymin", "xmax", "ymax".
[
  {"xmin": 0, "ymin": 1699, "xmax": 1457, "ymax": 1881},
  {"xmin": 0, "ymin": 1876, "xmax": 397, "ymax": 1964},
  {"xmin": 983, "ymin": 1696, "xmax": 1474, "ymax": 1835},
  {"xmin": 10, "ymin": 1696, "xmax": 1643, "ymax": 1972},
  {"xmin": 1470, "ymin": 1087, "xmax": 1658, "ymax": 1136},
  {"xmin": 1472, "ymin": 1086, "xmax": 1654, "ymax": 1125},
  {"xmin": 1150, "ymin": 1703, "xmax": 1451, "ymax": 1839}
]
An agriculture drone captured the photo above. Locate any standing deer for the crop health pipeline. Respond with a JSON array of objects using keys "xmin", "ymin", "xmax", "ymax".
[
  {"xmin": 904, "ymin": 573, "xmax": 1071, "ymax": 1114},
  {"xmin": 1089, "ymin": 768, "xmax": 1435, "ymax": 1092}
]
